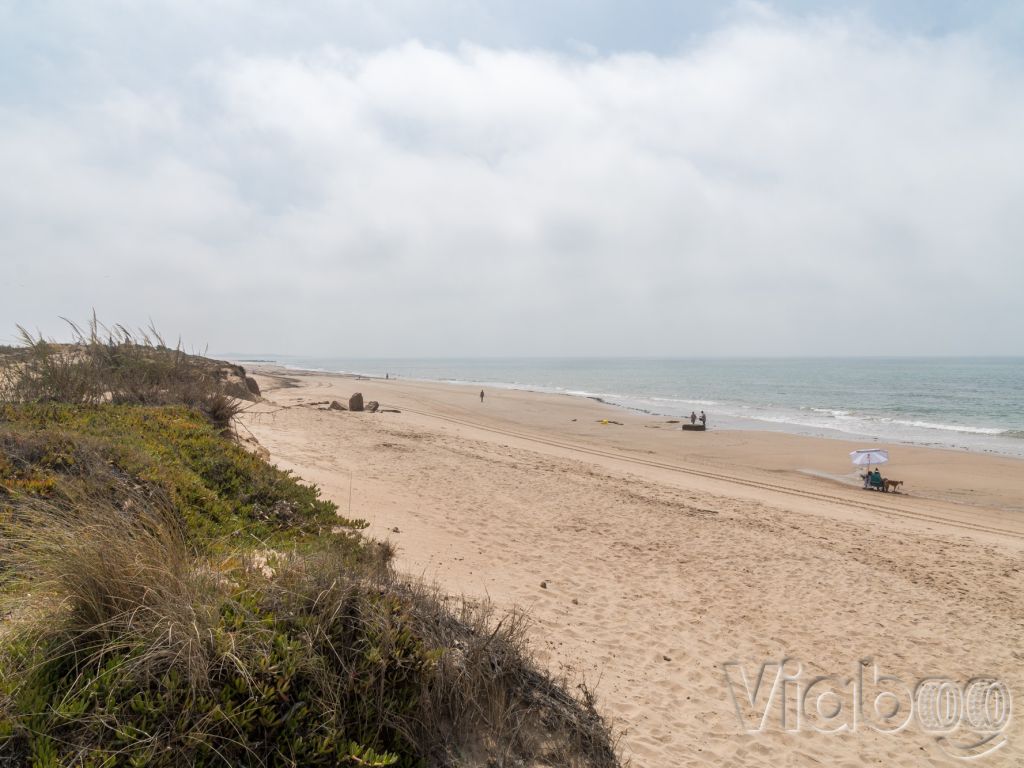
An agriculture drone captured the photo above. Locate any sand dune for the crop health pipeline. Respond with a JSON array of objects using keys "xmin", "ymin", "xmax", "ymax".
[{"xmin": 240, "ymin": 369, "xmax": 1024, "ymax": 767}]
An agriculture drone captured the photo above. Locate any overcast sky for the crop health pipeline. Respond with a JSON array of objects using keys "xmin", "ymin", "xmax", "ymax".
[{"xmin": 2, "ymin": 1, "xmax": 1022, "ymax": 357}]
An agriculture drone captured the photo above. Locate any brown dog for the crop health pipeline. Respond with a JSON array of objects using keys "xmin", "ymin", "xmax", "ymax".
[{"xmin": 884, "ymin": 479, "xmax": 904, "ymax": 493}]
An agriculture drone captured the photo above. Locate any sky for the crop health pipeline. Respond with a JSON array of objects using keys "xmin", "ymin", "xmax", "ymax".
[{"xmin": 1, "ymin": 1, "xmax": 1023, "ymax": 357}]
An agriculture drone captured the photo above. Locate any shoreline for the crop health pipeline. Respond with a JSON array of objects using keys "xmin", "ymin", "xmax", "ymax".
[
  {"xmin": 230, "ymin": 358, "xmax": 1024, "ymax": 460},
  {"xmin": 248, "ymin": 364, "xmax": 1024, "ymax": 517},
  {"xmin": 238, "ymin": 366, "xmax": 1024, "ymax": 766}
]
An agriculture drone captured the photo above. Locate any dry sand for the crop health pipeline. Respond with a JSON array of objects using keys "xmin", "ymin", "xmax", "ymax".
[{"xmin": 239, "ymin": 368, "xmax": 1024, "ymax": 768}]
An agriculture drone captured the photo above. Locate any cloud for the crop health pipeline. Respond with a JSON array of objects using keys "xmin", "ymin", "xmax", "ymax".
[{"xmin": 1, "ymin": 9, "xmax": 1022, "ymax": 355}]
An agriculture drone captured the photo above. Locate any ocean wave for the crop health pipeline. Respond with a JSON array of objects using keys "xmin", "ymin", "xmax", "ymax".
[
  {"xmin": 563, "ymin": 389, "xmax": 626, "ymax": 401},
  {"xmin": 648, "ymin": 396, "xmax": 719, "ymax": 406},
  {"xmin": 755, "ymin": 411, "xmax": 1009, "ymax": 438},
  {"xmin": 809, "ymin": 407, "xmax": 852, "ymax": 418},
  {"xmin": 282, "ymin": 363, "xmax": 330, "ymax": 373},
  {"xmin": 790, "ymin": 407, "xmax": 1008, "ymax": 436},
  {"xmin": 878, "ymin": 418, "xmax": 1006, "ymax": 436}
]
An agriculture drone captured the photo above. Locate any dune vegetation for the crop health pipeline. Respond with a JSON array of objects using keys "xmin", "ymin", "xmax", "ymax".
[{"xmin": 0, "ymin": 321, "xmax": 620, "ymax": 767}]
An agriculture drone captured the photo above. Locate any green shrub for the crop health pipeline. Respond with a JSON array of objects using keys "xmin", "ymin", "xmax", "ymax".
[{"xmin": 0, "ymin": 403, "xmax": 362, "ymax": 549}]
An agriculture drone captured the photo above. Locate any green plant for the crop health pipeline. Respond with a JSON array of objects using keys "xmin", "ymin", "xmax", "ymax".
[{"xmin": 0, "ymin": 403, "xmax": 361, "ymax": 549}]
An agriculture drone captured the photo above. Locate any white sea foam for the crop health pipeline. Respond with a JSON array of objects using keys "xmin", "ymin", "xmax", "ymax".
[
  {"xmin": 649, "ymin": 396, "xmax": 720, "ymax": 406},
  {"xmin": 879, "ymin": 418, "xmax": 1005, "ymax": 436},
  {"xmin": 810, "ymin": 407, "xmax": 851, "ymax": 418},
  {"xmin": 282, "ymin": 363, "xmax": 330, "ymax": 373},
  {"xmin": 742, "ymin": 410, "xmax": 1007, "ymax": 438}
]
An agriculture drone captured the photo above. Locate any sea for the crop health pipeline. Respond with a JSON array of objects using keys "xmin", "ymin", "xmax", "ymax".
[{"xmin": 226, "ymin": 356, "xmax": 1024, "ymax": 458}]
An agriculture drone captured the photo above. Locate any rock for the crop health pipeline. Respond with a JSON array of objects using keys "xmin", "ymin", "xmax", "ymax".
[
  {"xmin": 329, "ymin": 400, "xmax": 346, "ymax": 411},
  {"xmin": 391, "ymin": 526, "xmax": 401, "ymax": 533},
  {"xmin": 244, "ymin": 376, "xmax": 261, "ymax": 397},
  {"xmin": 540, "ymin": 581, "xmax": 548, "ymax": 589},
  {"xmin": 663, "ymin": 655, "xmax": 672, "ymax": 662},
  {"xmin": 349, "ymin": 392, "xmax": 364, "ymax": 411},
  {"xmin": 571, "ymin": 598, "xmax": 579, "ymax": 605},
  {"xmin": 366, "ymin": 400, "xmax": 379, "ymax": 413}
]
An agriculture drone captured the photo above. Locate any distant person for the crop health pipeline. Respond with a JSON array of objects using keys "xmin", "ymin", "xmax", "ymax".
[
  {"xmin": 700, "ymin": 410, "xmax": 706, "ymax": 427},
  {"xmin": 385, "ymin": 372, "xmax": 389, "ymax": 380},
  {"xmin": 480, "ymin": 389, "xmax": 485, "ymax": 403},
  {"xmin": 862, "ymin": 470, "xmax": 872, "ymax": 489},
  {"xmin": 690, "ymin": 411, "xmax": 697, "ymax": 425}
]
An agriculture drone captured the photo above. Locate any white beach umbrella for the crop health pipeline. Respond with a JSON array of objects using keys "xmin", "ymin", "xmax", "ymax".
[{"xmin": 850, "ymin": 449, "xmax": 889, "ymax": 467}]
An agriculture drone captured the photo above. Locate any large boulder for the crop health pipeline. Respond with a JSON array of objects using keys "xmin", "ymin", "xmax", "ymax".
[
  {"xmin": 329, "ymin": 400, "xmax": 346, "ymax": 411},
  {"xmin": 244, "ymin": 376, "xmax": 261, "ymax": 397},
  {"xmin": 349, "ymin": 392, "xmax": 364, "ymax": 412},
  {"xmin": 366, "ymin": 400, "xmax": 379, "ymax": 413}
]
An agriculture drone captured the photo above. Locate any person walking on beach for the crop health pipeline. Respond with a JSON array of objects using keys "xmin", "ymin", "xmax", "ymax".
[
  {"xmin": 480, "ymin": 389, "xmax": 485, "ymax": 403},
  {"xmin": 699, "ymin": 410, "xmax": 706, "ymax": 427},
  {"xmin": 690, "ymin": 411, "xmax": 697, "ymax": 425}
]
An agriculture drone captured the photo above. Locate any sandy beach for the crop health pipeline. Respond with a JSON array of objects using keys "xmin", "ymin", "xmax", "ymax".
[{"xmin": 240, "ymin": 368, "xmax": 1024, "ymax": 768}]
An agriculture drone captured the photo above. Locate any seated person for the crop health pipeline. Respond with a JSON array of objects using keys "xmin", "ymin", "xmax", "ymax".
[
  {"xmin": 870, "ymin": 469, "xmax": 883, "ymax": 487},
  {"xmin": 861, "ymin": 471, "xmax": 871, "ymax": 488}
]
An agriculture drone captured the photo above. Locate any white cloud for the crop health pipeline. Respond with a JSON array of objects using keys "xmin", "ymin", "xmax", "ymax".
[{"xmin": 1, "ymin": 11, "xmax": 1022, "ymax": 355}]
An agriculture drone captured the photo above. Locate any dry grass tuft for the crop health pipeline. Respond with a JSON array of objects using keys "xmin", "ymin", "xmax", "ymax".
[
  {"xmin": 1, "ymin": 487, "xmax": 218, "ymax": 683},
  {"xmin": 398, "ymin": 582, "xmax": 621, "ymax": 767},
  {"xmin": 0, "ymin": 315, "xmax": 249, "ymax": 430}
]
